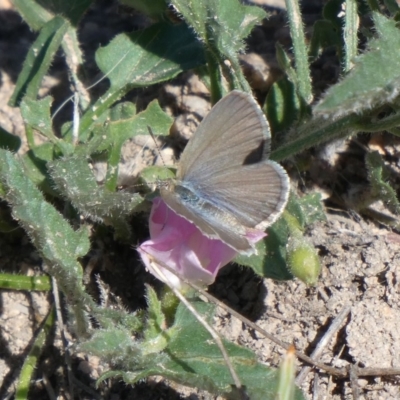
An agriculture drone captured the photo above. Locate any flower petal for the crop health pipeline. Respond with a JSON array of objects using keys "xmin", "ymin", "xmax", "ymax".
[{"xmin": 138, "ymin": 197, "xmax": 266, "ymax": 288}]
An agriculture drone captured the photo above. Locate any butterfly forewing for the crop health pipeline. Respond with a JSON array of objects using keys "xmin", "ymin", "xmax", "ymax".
[{"xmin": 178, "ymin": 90, "xmax": 271, "ymax": 182}]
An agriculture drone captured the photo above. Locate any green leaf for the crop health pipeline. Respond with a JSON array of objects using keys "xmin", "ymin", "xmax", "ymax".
[
  {"xmin": 80, "ymin": 328, "xmax": 137, "ymax": 359},
  {"xmin": 160, "ymin": 301, "xmax": 305, "ymax": 399},
  {"xmin": 12, "ymin": 0, "xmax": 52, "ymax": 30},
  {"xmin": 309, "ymin": 19, "xmax": 342, "ymax": 62},
  {"xmin": 171, "ymin": 0, "xmax": 266, "ymax": 92},
  {"xmin": 20, "ymin": 96, "xmax": 74, "ymax": 155},
  {"xmin": 80, "ymin": 326, "xmax": 168, "ymax": 374},
  {"xmin": 20, "ymin": 96, "xmax": 53, "ymax": 137},
  {"xmin": 144, "ymin": 285, "xmax": 166, "ymax": 340},
  {"xmin": 96, "ymin": 22, "xmax": 205, "ymax": 92},
  {"xmin": 315, "ymin": 13, "xmax": 400, "ymax": 117},
  {"xmin": 75, "ymin": 22, "xmax": 205, "ymax": 138},
  {"xmin": 83, "ymin": 298, "xmax": 305, "ymax": 399},
  {"xmin": 285, "ymin": 0, "xmax": 313, "ymax": 103},
  {"xmin": 0, "ymin": 149, "xmax": 93, "ymax": 334},
  {"xmin": 9, "ymin": 16, "xmax": 70, "ymax": 106},
  {"xmin": 92, "ymin": 307, "xmax": 144, "ymax": 332},
  {"xmin": 235, "ymin": 218, "xmax": 293, "ymax": 281},
  {"xmin": 34, "ymin": 0, "xmax": 93, "ymax": 25},
  {"xmin": 48, "ymin": 156, "xmax": 145, "ymax": 241},
  {"xmin": 93, "ymin": 99, "xmax": 173, "ymax": 191},
  {"xmin": 0, "ymin": 151, "xmax": 90, "ymax": 262},
  {"xmin": 21, "ymin": 142, "xmax": 60, "ymax": 196},
  {"xmin": 265, "ymin": 76, "xmax": 301, "ymax": 134},
  {"xmin": 286, "ymin": 192, "xmax": 326, "ymax": 229},
  {"xmin": 171, "ymin": 0, "xmax": 266, "ymax": 55},
  {"xmin": 0, "ymin": 126, "xmax": 21, "ymax": 152},
  {"xmin": 275, "ymin": 43, "xmax": 297, "ymax": 85},
  {"xmin": 343, "ymin": 0, "xmax": 359, "ymax": 72},
  {"xmin": 236, "ymin": 192, "xmax": 324, "ymax": 281},
  {"xmin": 270, "ymin": 113, "xmax": 358, "ymax": 162},
  {"xmin": 109, "ymin": 101, "xmax": 137, "ymax": 121},
  {"xmin": 366, "ymin": 151, "xmax": 400, "ymax": 214},
  {"xmin": 12, "ymin": 0, "xmax": 93, "ymax": 29},
  {"xmin": 99, "ymin": 99, "xmax": 173, "ymax": 151},
  {"xmin": 142, "ymin": 286, "xmax": 179, "ymax": 355}
]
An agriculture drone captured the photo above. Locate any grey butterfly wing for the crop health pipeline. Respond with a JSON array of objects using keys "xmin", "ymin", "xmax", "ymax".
[
  {"xmin": 160, "ymin": 186, "xmax": 255, "ymax": 253},
  {"xmin": 198, "ymin": 161, "xmax": 289, "ymax": 230},
  {"xmin": 178, "ymin": 90, "xmax": 289, "ymax": 230},
  {"xmin": 177, "ymin": 90, "xmax": 270, "ymax": 182}
]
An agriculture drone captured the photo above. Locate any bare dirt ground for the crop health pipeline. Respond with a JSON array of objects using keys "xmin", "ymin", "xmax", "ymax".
[{"xmin": 0, "ymin": 1, "xmax": 400, "ymax": 399}]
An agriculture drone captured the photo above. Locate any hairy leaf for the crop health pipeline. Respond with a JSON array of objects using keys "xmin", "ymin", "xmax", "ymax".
[
  {"xmin": 316, "ymin": 13, "xmax": 400, "ymax": 117},
  {"xmin": 9, "ymin": 16, "xmax": 69, "ymax": 106},
  {"xmin": 49, "ymin": 156, "xmax": 144, "ymax": 240},
  {"xmin": 0, "ymin": 149, "xmax": 93, "ymax": 334}
]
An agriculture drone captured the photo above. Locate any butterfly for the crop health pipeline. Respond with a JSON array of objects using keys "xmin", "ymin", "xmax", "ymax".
[{"xmin": 160, "ymin": 90, "xmax": 289, "ymax": 254}]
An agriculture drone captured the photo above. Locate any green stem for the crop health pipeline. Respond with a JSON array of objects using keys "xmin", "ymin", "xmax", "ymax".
[
  {"xmin": 45, "ymin": 264, "xmax": 94, "ymax": 337},
  {"xmin": 25, "ymin": 125, "xmax": 36, "ymax": 149},
  {"xmin": 276, "ymin": 43, "xmax": 297, "ymax": 84},
  {"xmin": 205, "ymin": 49, "xmax": 223, "ymax": 104},
  {"xmin": 0, "ymin": 273, "xmax": 51, "ymax": 291},
  {"xmin": 285, "ymin": 0, "xmax": 313, "ymax": 103},
  {"xmin": 69, "ymin": 88, "xmax": 124, "ymax": 143},
  {"xmin": 62, "ymin": 27, "xmax": 90, "ymax": 110},
  {"xmin": 15, "ymin": 307, "xmax": 55, "ymax": 400},
  {"xmin": 229, "ymin": 55, "xmax": 252, "ymax": 93},
  {"xmin": 344, "ymin": 0, "xmax": 359, "ymax": 72},
  {"xmin": 272, "ymin": 109, "xmax": 400, "ymax": 162},
  {"xmin": 271, "ymin": 114, "xmax": 360, "ymax": 161},
  {"xmin": 218, "ymin": 51, "xmax": 251, "ymax": 94},
  {"xmin": 354, "ymin": 111, "xmax": 400, "ymax": 132},
  {"xmin": 105, "ymin": 141, "xmax": 122, "ymax": 192}
]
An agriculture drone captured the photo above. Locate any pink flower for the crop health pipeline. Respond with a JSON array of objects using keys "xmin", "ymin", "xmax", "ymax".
[{"xmin": 138, "ymin": 198, "xmax": 265, "ymax": 288}]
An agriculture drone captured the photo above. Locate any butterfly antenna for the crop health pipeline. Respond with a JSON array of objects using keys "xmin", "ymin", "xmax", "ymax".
[
  {"xmin": 147, "ymin": 126, "xmax": 167, "ymax": 168},
  {"xmin": 53, "ymin": 44, "xmax": 140, "ymax": 121}
]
